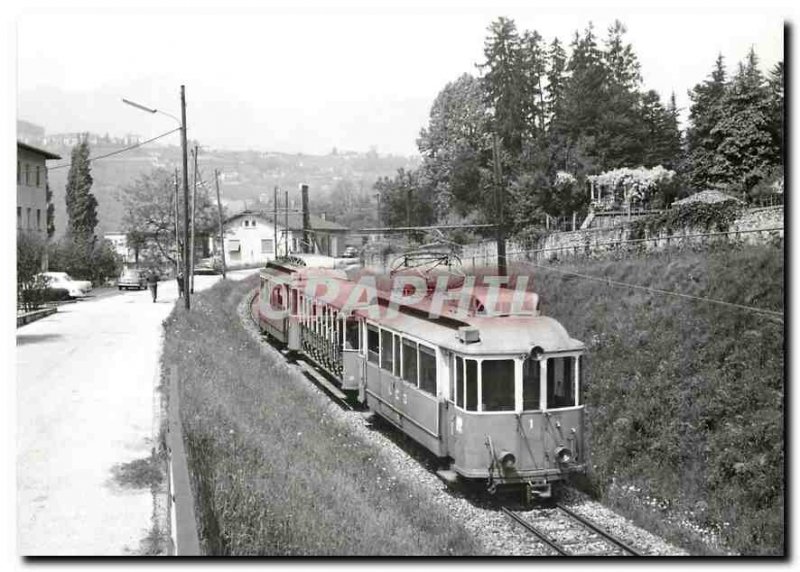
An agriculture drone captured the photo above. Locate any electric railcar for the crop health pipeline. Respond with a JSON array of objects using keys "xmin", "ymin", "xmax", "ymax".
[{"xmin": 254, "ymin": 258, "xmax": 586, "ymax": 499}]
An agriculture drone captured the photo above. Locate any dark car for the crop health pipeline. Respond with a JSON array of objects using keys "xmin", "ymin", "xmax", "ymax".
[{"xmin": 117, "ymin": 269, "xmax": 147, "ymax": 290}]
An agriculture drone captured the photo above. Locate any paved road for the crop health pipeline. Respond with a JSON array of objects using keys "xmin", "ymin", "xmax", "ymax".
[{"xmin": 17, "ymin": 270, "xmax": 256, "ymax": 555}]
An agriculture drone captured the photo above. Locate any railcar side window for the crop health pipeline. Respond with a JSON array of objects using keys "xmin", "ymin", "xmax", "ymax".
[
  {"xmin": 578, "ymin": 355, "xmax": 584, "ymax": 405},
  {"xmin": 455, "ymin": 356, "xmax": 464, "ymax": 408},
  {"xmin": 418, "ymin": 345, "xmax": 437, "ymax": 395},
  {"xmin": 523, "ymin": 356, "xmax": 541, "ymax": 410},
  {"xmin": 380, "ymin": 329, "xmax": 394, "ymax": 373},
  {"xmin": 547, "ymin": 356, "xmax": 575, "ymax": 408},
  {"xmin": 402, "ymin": 338, "xmax": 418, "ymax": 385},
  {"xmin": 345, "ymin": 319, "xmax": 360, "ymax": 350},
  {"xmin": 481, "ymin": 360, "xmax": 515, "ymax": 411},
  {"xmin": 393, "ymin": 334, "xmax": 401, "ymax": 377},
  {"xmin": 367, "ymin": 325, "xmax": 380, "ymax": 365},
  {"xmin": 465, "ymin": 359, "xmax": 478, "ymax": 411}
]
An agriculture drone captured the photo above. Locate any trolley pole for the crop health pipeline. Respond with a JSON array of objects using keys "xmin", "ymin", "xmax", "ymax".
[
  {"xmin": 214, "ymin": 169, "xmax": 226, "ymax": 279},
  {"xmin": 180, "ymin": 85, "xmax": 191, "ymax": 308}
]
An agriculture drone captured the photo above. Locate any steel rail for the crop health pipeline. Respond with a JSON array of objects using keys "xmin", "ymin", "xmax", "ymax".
[
  {"xmin": 556, "ymin": 503, "xmax": 642, "ymax": 556},
  {"xmin": 500, "ymin": 507, "xmax": 569, "ymax": 556}
]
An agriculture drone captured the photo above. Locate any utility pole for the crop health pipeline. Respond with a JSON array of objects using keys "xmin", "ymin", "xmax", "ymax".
[
  {"xmin": 190, "ymin": 145, "xmax": 198, "ymax": 293},
  {"xmin": 273, "ymin": 185, "xmax": 278, "ymax": 259},
  {"xmin": 492, "ymin": 135, "xmax": 507, "ymax": 277},
  {"xmin": 174, "ymin": 169, "xmax": 180, "ymax": 277},
  {"xmin": 180, "ymin": 85, "xmax": 191, "ymax": 308},
  {"xmin": 214, "ymin": 169, "xmax": 226, "ymax": 279},
  {"xmin": 284, "ymin": 188, "xmax": 289, "ymax": 256}
]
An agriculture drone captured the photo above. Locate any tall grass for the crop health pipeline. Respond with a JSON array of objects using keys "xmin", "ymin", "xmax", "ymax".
[
  {"xmin": 161, "ymin": 276, "xmax": 479, "ymax": 555},
  {"xmin": 511, "ymin": 243, "xmax": 784, "ymax": 555}
]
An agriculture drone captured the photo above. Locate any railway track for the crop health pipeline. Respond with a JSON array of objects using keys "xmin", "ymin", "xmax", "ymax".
[{"xmin": 501, "ymin": 503, "xmax": 643, "ymax": 557}]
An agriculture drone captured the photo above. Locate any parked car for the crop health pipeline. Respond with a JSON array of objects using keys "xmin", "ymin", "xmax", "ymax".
[
  {"xmin": 342, "ymin": 246, "xmax": 359, "ymax": 258},
  {"xmin": 39, "ymin": 272, "xmax": 92, "ymax": 298},
  {"xmin": 117, "ymin": 269, "xmax": 148, "ymax": 290},
  {"xmin": 194, "ymin": 256, "xmax": 222, "ymax": 275}
]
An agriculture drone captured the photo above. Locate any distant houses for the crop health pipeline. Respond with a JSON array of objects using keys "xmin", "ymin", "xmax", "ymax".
[{"xmin": 216, "ymin": 209, "xmax": 350, "ymax": 267}]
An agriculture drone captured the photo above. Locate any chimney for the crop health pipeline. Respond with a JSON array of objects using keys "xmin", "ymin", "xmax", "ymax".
[{"xmin": 300, "ymin": 183, "xmax": 310, "ymax": 253}]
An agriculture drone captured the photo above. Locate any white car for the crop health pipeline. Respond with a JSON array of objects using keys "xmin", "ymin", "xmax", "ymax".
[{"xmin": 40, "ymin": 272, "xmax": 93, "ymax": 298}]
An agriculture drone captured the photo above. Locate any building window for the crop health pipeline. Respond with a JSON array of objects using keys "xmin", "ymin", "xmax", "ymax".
[
  {"xmin": 26, "ymin": 207, "xmax": 31, "ymax": 229},
  {"xmin": 36, "ymin": 209, "xmax": 41, "ymax": 230},
  {"xmin": 228, "ymin": 239, "xmax": 241, "ymax": 252},
  {"xmin": 251, "ymin": 219, "xmax": 256, "ymax": 227},
  {"xmin": 17, "ymin": 207, "xmax": 21, "ymax": 228},
  {"xmin": 261, "ymin": 239, "xmax": 274, "ymax": 254},
  {"xmin": 36, "ymin": 166, "xmax": 41, "ymax": 187},
  {"xmin": 25, "ymin": 164, "xmax": 31, "ymax": 185},
  {"xmin": 292, "ymin": 238, "xmax": 298, "ymax": 252},
  {"xmin": 243, "ymin": 220, "xmax": 249, "ymax": 227},
  {"xmin": 17, "ymin": 161, "xmax": 21, "ymax": 184}
]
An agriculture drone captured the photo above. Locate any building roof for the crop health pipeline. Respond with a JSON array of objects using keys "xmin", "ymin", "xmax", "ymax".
[
  {"xmin": 225, "ymin": 209, "xmax": 349, "ymax": 232},
  {"xmin": 17, "ymin": 141, "xmax": 62, "ymax": 160},
  {"xmin": 673, "ymin": 189, "xmax": 744, "ymax": 207}
]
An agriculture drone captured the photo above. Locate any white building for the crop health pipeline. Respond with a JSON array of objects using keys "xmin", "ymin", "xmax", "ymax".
[{"xmin": 216, "ymin": 209, "xmax": 349, "ymax": 267}]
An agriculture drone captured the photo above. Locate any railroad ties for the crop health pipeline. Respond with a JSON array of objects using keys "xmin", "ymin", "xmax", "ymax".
[{"xmin": 501, "ymin": 504, "xmax": 643, "ymax": 557}]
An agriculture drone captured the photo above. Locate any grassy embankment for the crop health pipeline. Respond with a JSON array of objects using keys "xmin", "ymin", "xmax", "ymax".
[
  {"xmin": 160, "ymin": 276, "xmax": 480, "ymax": 556},
  {"xmin": 510, "ymin": 243, "xmax": 784, "ymax": 555}
]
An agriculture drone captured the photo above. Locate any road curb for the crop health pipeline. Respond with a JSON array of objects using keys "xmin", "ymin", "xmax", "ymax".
[{"xmin": 16, "ymin": 306, "xmax": 58, "ymax": 327}]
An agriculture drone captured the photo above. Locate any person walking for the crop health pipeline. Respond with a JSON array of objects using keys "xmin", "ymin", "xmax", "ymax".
[
  {"xmin": 146, "ymin": 270, "xmax": 159, "ymax": 303},
  {"xmin": 176, "ymin": 270, "xmax": 184, "ymax": 298}
]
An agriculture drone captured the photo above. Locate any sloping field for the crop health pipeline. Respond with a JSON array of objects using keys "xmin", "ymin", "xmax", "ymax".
[
  {"xmin": 160, "ymin": 276, "xmax": 479, "ymax": 555},
  {"xmin": 512, "ymin": 243, "xmax": 784, "ymax": 555}
]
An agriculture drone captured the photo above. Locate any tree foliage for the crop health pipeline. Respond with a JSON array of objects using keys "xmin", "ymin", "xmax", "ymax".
[
  {"xmin": 64, "ymin": 137, "xmax": 98, "ymax": 240},
  {"xmin": 120, "ymin": 168, "xmax": 218, "ymax": 270},
  {"xmin": 378, "ymin": 17, "xmax": 782, "ymax": 241}
]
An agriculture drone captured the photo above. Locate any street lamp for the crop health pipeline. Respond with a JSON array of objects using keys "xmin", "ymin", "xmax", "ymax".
[{"xmin": 122, "ymin": 87, "xmax": 191, "ymax": 309}]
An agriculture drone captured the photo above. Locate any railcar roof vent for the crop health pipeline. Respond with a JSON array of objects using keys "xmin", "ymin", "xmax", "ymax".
[{"xmin": 457, "ymin": 326, "xmax": 481, "ymax": 344}]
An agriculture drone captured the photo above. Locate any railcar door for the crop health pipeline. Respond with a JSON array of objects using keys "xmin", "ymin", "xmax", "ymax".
[{"xmin": 341, "ymin": 316, "xmax": 364, "ymax": 392}]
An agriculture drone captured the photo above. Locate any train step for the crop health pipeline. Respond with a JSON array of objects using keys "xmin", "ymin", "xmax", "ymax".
[
  {"xmin": 435, "ymin": 468, "xmax": 459, "ymax": 485},
  {"xmin": 295, "ymin": 360, "xmax": 347, "ymax": 401}
]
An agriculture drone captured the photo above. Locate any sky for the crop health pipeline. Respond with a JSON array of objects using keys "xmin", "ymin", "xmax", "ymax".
[{"xmin": 13, "ymin": 1, "xmax": 787, "ymax": 156}]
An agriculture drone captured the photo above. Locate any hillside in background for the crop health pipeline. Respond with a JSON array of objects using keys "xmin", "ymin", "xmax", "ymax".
[
  {"xmin": 511, "ymin": 243, "xmax": 784, "ymax": 555},
  {"xmin": 36, "ymin": 133, "xmax": 417, "ymax": 238}
]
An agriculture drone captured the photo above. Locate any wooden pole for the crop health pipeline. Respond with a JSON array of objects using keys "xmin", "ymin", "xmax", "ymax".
[
  {"xmin": 214, "ymin": 169, "xmax": 226, "ymax": 278},
  {"xmin": 190, "ymin": 145, "xmax": 198, "ymax": 293},
  {"xmin": 284, "ymin": 188, "xmax": 289, "ymax": 256},
  {"xmin": 180, "ymin": 85, "xmax": 190, "ymax": 308},
  {"xmin": 492, "ymin": 135, "xmax": 506, "ymax": 277},
  {"xmin": 174, "ymin": 169, "xmax": 180, "ymax": 277}
]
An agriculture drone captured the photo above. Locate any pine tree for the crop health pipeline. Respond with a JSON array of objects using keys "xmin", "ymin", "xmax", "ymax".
[
  {"xmin": 710, "ymin": 48, "xmax": 778, "ymax": 198},
  {"xmin": 766, "ymin": 61, "xmax": 784, "ymax": 165},
  {"xmin": 479, "ymin": 17, "xmax": 526, "ymax": 160},
  {"xmin": 597, "ymin": 20, "xmax": 645, "ymax": 169},
  {"xmin": 64, "ymin": 137, "xmax": 98, "ymax": 240},
  {"xmin": 685, "ymin": 54, "xmax": 728, "ymax": 190}
]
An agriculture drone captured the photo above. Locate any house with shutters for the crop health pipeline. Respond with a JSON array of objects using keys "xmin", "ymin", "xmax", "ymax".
[{"xmin": 217, "ymin": 209, "xmax": 350, "ymax": 267}]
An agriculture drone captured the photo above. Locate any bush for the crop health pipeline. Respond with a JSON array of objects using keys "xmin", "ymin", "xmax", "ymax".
[{"xmin": 512, "ymin": 243, "xmax": 784, "ymax": 555}]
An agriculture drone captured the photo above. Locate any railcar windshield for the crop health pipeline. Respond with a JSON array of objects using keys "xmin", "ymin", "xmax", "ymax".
[
  {"xmin": 481, "ymin": 359, "xmax": 515, "ymax": 411},
  {"xmin": 522, "ymin": 355, "xmax": 541, "ymax": 410},
  {"xmin": 547, "ymin": 356, "xmax": 576, "ymax": 408}
]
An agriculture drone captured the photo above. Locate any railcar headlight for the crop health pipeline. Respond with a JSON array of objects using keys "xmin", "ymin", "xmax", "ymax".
[
  {"xmin": 499, "ymin": 451, "xmax": 516, "ymax": 470},
  {"xmin": 555, "ymin": 446, "xmax": 573, "ymax": 465}
]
